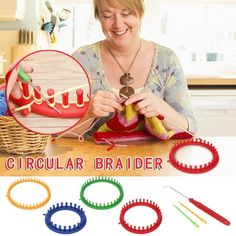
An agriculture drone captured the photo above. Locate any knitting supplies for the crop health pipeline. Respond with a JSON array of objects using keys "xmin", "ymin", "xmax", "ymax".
[
  {"xmin": 178, "ymin": 201, "xmax": 207, "ymax": 224},
  {"xmin": 7, "ymin": 72, "xmax": 90, "ymax": 118},
  {"xmin": 0, "ymin": 83, "xmax": 50, "ymax": 154},
  {"xmin": 166, "ymin": 186, "xmax": 230, "ymax": 226},
  {"xmin": 154, "ymin": 115, "xmax": 219, "ymax": 174},
  {"xmin": 168, "ymin": 138, "xmax": 219, "ymax": 174},
  {"xmin": 152, "ymin": 114, "xmax": 220, "ymax": 174},
  {"xmin": 0, "ymin": 89, "xmax": 8, "ymax": 115},
  {"xmin": 6, "ymin": 50, "xmax": 90, "ymax": 119},
  {"xmin": 17, "ymin": 66, "xmax": 61, "ymax": 114},
  {"xmin": 80, "ymin": 176, "xmax": 124, "ymax": 210},
  {"xmin": 93, "ymin": 103, "xmax": 192, "ymax": 146},
  {"xmin": 7, "ymin": 178, "xmax": 51, "ymax": 210},
  {"xmin": 44, "ymin": 202, "xmax": 87, "ymax": 234},
  {"xmin": 119, "ymin": 199, "xmax": 162, "ymax": 234},
  {"xmin": 173, "ymin": 204, "xmax": 200, "ymax": 228}
]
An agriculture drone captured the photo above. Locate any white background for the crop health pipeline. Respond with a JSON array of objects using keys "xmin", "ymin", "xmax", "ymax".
[{"xmin": 0, "ymin": 176, "xmax": 235, "ymax": 236}]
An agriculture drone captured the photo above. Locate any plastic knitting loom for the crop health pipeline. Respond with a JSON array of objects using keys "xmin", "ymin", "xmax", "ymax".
[
  {"xmin": 6, "ymin": 178, "xmax": 51, "ymax": 210},
  {"xmin": 119, "ymin": 199, "xmax": 162, "ymax": 234},
  {"xmin": 44, "ymin": 202, "xmax": 87, "ymax": 234},
  {"xmin": 5, "ymin": 53, "xmax": 90, "ymax": 118},
  {"xmin": 80, "ymin": 176, "xmax": 124, "ymax": 210},
  {"xmin": 168, "ymin": 138, "xmax": 219, "ymax": 174}
]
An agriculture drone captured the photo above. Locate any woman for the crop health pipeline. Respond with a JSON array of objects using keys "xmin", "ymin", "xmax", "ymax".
[{"xmin": 72, "ymin": 0, "xmax": 197, "ymax": 136}]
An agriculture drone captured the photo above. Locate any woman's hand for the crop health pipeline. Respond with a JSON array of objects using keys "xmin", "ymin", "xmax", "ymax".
[
  {"xmin": 89, "ymin": 90, "xmax": 123, "ymax": 117},
  {"xmin": 125, "ymin": 92, "xmax": 164, "ymax": 117},
  {"xmin": 125, "ymin": 92, "xmax": 189, "ymax": 131},
  {"xmin": 6, "ymin": 61, "xmax": 33, "ymax": 99},
  {"xmin": 6, "ymin": 61, "xmax": 33, "ymax": 113}
]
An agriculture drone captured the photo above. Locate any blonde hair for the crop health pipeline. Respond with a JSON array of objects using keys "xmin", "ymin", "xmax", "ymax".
[{"xmin": 93, "ymin": 0, "xmax": 145, "ymax": 19}]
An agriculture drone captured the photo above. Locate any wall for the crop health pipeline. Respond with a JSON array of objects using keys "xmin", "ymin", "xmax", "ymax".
[
  {"xmin": 0, "ymin": 0, "xmax": 51, "ymax": 75},
  {"xmin": 0, "ymin": 0, "xmax": 41, "ymax": 30},
  {"xmin": 0, "ymin": 0, "xmax": 42, "ymax": 30}
]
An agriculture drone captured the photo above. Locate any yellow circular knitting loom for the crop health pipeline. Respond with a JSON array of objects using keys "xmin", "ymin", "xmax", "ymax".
[{"xmin": 6, "ymin": 178, "xmax": 51, "ymax": 210}]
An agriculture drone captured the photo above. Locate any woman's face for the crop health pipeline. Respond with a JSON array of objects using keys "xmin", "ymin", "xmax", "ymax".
[{"xmin": 98, "ymin": 4, "xmax": 140, "ymax": 49}]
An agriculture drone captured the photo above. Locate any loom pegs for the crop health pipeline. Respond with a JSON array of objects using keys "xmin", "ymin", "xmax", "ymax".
[
  {"xmin": 34, "ymin": 86, "xmax": 42, "ymax": 100},
  {"xmin": 21, "ymin": 82, "xmax": 30, "ymax": 98},
  {"xmin": 62, "ymin": 92, "xmax": 69, "ymax": 108},
  {"xmin": 20, "ymin": 108, "xmax": 30, "ymax": 116},
  {"xmin": 11, "ymin": 83, "xmax": 90, "ymax": 118},
  {"xmin": 47, "ymin": 88, "xmax": 55, "ymax": 105},
  {"xmin": 76, "ymin": 89, "xmax": 84, "ymax": 107}
]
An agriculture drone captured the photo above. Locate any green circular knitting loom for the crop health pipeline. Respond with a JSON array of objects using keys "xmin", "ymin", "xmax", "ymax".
[{"xmin": 80, "ymin": 176, "xmax": 124, "ymax": 210}]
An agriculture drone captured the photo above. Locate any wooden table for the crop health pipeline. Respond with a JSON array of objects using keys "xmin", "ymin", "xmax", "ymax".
[{"xmin": 1, "ymin": 137, "xmax": 235, "ymax": 176}]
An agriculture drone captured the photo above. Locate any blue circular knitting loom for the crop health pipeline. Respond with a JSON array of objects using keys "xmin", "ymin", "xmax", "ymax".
[{"xmin": 44, "ymin": 202, "xmax": 87, "ymax": 234}]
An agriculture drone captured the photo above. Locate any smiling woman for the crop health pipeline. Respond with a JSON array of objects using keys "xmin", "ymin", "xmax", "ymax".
[
  {"xmin": 71, "ymin": 0, "xmax": 197, "ymax": 142},
  {"xmin": 92, "ymin": 0, "xmax": 144, "ymax": 52},
  {"xmin": 93, "ymin": 0, "xmax": 144, "ymax": 19}
]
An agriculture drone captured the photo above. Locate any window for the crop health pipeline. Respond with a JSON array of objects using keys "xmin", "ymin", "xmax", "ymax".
[
  {"xmin": 142, "ymin": 0, "xmax": 236, "ymax": 76},
  {"xmin": 54, "ymin": 0, "xmax": 236, "ymax": 76}
]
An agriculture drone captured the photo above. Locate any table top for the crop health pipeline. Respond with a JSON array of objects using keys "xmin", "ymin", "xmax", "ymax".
[{"xmin": 1, "ymin": 136, "xmax": 235, "ymax": 177}]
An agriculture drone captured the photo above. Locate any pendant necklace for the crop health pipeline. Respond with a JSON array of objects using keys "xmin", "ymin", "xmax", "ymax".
[{"xmin": 107, "ymin": 39, "xmax": 142, "ymax": 98}]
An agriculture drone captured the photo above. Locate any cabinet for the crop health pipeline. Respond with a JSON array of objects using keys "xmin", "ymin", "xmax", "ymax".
[
  {"xmin": 0, "ymin": 0, "xmax": 25, "ymax": 21},
  {"xmin": 190, "ymin": 89, "xmax": 236, "ymax": 136}
]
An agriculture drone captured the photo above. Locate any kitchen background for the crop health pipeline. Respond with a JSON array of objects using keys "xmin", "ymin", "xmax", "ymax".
[{"xmin": 0, "ymin": 0, "xmax": 236, "ymax": 136}]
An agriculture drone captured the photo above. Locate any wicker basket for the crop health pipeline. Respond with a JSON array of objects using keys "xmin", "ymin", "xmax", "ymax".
[{"xmin": 0, "ymin": 116, "xmax": 50, "ymax": 155}]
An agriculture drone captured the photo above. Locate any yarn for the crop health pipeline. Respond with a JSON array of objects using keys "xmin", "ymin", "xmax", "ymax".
[{"xmin": 0, "ymin": 90, "xmax": 8, "ymax": 116}]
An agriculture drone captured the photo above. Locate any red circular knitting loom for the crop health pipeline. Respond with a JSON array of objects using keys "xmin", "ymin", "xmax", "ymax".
[
  {"xmin": 168, "ymin": 138, "xmax": 219, "ymax": 174},
  {"xmin": 119, "ymin": 199, "xmax": 162, "ymax": 234}
]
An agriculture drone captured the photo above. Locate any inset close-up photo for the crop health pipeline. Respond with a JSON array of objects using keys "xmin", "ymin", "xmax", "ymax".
[
  {"xmin": 0, "ymin": 0, "xmax": 236, "ymax": 234},
  {"xmin": 6, "ymin": 50, "xmax": 90, "ymax": 134}
]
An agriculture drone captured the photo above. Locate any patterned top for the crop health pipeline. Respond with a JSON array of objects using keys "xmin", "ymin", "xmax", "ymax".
[{"xmin": 72, "ymin": 41, "xmax": 197, "ymax": 133}]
